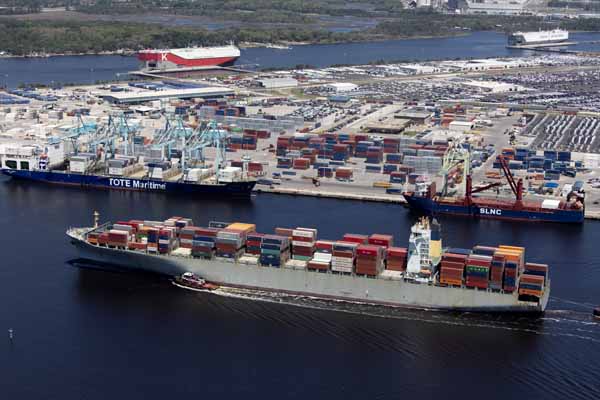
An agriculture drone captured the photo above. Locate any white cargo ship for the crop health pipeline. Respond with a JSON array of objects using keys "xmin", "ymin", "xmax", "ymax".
[
  {"xmin": 67, "ymin": 216, "xmax": 550, "ymax": 313},
  {"xmin": 508, "ymin": 29, "xmax": 569, "ymax": 46}
]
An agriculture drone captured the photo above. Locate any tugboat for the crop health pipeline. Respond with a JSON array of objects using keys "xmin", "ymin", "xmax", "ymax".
[{"xmin": 173, "ymin": 272, "xmax": 219, "ymax": 292}]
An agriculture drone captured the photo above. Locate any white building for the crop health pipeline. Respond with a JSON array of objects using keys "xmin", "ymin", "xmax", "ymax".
[
  {"xmin": 325, "ymin": 82, "xmax": 358, "ymax": 92},
  {"xmin": 257, "ymin": 78, "xmax": 299, "ymax": 89},
  {"xmin": 449, "ymin": 120, "xmax": 474, "ymax": 132}
]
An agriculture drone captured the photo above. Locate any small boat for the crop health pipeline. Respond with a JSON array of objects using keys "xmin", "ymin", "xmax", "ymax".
[
  {"xmin": 593, "ymin": 307, "xmax": 600, "ymax": 319},
  {"xmin": 173, "ymin": 272, "xmax": 219, "ymax": 292}
]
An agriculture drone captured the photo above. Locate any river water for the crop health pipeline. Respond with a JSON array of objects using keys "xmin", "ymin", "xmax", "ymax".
[
  {"xmin": 3, "ymin": 31, "xmax": 600, "ymax": 88},
  {"xmin": 0, "ymin": 179, "xmax": 598, "ymax": 399}
]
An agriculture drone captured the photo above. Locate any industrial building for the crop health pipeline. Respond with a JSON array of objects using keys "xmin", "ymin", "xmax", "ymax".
[
  {"xmin": 102, "ymin": 87, "xmax": 235, "ymax": 104},
  {"xmin": 395, "ymin": 109, "xmax": 433, "ymax": 125},
  {"xmin": 257, "ymin": 78, "xmax": 299, "ymax": 89},
  {"xmin": 449, "ymin": 120, "xmax": 474, "ymax": 132}
]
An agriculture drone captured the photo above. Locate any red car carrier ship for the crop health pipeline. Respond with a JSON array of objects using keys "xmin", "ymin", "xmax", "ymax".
[{"xmin": 138, "ymin": 44, "xmax": 241, "ymax": 69}]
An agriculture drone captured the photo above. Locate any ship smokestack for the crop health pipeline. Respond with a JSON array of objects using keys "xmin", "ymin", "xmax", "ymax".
[{"xmin": 429, "ymin": 218, "xmax": 442, "ymax": 267}]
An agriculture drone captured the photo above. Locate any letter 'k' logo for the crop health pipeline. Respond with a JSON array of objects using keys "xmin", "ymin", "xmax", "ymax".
[{"xmin": 161, "ymin": 53, "xmax": 168, "ymax": 61}]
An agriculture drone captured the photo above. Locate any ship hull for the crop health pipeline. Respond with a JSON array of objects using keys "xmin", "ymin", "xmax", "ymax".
[
  {"xmin": 403, "ymin": 194, "xmax": 584, "ymax": 223},
  {"xmin": 68, "ymin": 230, "xmax": 548, "ymax": 313},
  {"xmin": 1, "ymin": 169, "xmax": 255, "ymax": 196},
  {"xmin": 138, "ymin": 54, "xmax": 239, "ymax": 68}
]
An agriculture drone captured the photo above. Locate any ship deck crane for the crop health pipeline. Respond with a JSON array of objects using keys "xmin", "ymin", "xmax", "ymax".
[{"xmin": 464, "ymin": 155, "xmax": 523, "ymax": 208}]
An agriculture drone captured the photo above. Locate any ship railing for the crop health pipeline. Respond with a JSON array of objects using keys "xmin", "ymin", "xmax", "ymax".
[{"xmin": 83, "ymin": 222, "xmax": 112, "ymax": 239}]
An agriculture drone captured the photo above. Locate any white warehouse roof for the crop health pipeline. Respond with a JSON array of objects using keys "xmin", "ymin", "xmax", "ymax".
[
  {"xmin": 102, "ymin": 87, "xmax": 235, "ymax": 104},
  {"xmin": 326, "ymin": 82, "xmax": 358, "ymax": 92}
]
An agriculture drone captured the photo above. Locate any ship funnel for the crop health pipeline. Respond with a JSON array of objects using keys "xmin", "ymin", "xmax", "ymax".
[{"xmin": 429, "ymin": 218, "xmax": 442, "ymax": 267}]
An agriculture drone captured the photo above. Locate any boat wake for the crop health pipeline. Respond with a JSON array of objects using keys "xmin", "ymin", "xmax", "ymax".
[{"xmin": 192, "ymin": 286, "xmax": 600, "ymax": 343}]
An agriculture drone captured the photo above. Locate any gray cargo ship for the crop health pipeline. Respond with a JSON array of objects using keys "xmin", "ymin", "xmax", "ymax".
[{"xmin": 67, "ymin": 217, "xmax": 550, "ymax": 313}]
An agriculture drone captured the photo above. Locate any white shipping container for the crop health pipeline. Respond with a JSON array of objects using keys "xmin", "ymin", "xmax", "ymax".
[
  {"xmin": 239, "ymin": 255, "xmax": 259, "ymax": 265},
  {"xmin": 69, "ymin": 161, "xmax": 86, "ymax": 173},
  {"xmin": 172, "ymin": 248, "xmax": 192, "ymax": 257},
  {"xmin": 292, "ymin": 240, "xmax": 314, "ymax": 248},
  {"xmin": 149, "ymin": 168, "xmax": 163, "ymax": 179},
  {"xmin": 292, "ymin": 229, "xmax": 315, "ymax": 238},
  {"xmin": 108, "ymin": 167, "xmax": 124, "ymax": 176},
  {"xmin": 332, "ymin": 255, "xmax": 354, "ymax": 261},
  {"xmin": 312, "ymin": 253, "xmax": 332, "ymax": 262},
  {"xmin": 284, "ymin": 259, "xmax": 308, "ymax": 269},
  {"xmin": 332, "ymin": 261, "xmax": 354, "ymax": 268},
  {"xmin": 541, "ymin": 199, "xmax": 561, "ymax": 210},
  {"xmin": 331, "ymin": 265, "xmax": 353, "ymax": 273}
]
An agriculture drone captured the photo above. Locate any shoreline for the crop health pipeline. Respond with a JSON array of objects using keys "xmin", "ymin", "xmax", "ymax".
[{"xmin": 0, "ymin": 32, "xmax": 477, "ymax": 59}]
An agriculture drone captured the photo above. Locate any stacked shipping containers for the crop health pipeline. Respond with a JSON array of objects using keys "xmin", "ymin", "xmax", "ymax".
[
  {"xmin": 292, "ymin": 228, "xmax": 317, "ymax": 261},
  {"xmin": 355, "ymin": 245, "xmax": 384, "ymax": 276},
  {"xmin": 386, "ymin": 247, "xmax": 407, "ymax": 271},
  {"xmin": 439, "ymin": 253, "xmax": 467, "ymax": 286},
  {"xmin": 246, "ymin": 233, "xmax": 264, "ymax": 255},
  {"xmin": 309, "ymin": 240, "xmax": 334, "ymax": 271},
  {"xmin": 191, "ymin": 227, "xmax": 219, "ymax": 258},
  {"xmin": 465, "ymin": 255, "xmax": 492, "ymax": 289},
  {"xmin": 332, "ymin": 242, "xmax": 357, "ymax": 273},
  {"xmin": 519, "ymin": 262, "xmax": 548, "ymax": 298},
  {"xmin": 259, "ymin": 235, "xmax": 290, "ymax": 267}
]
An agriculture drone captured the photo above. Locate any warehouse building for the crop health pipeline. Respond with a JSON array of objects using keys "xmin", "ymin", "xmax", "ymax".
[
  {"xmin": 257, "ymin": 78, "xmax": 299, "ymax": 89},
  {"xmin": 101, "ymin": 87, "xmax": 235, "ymax": 104}
]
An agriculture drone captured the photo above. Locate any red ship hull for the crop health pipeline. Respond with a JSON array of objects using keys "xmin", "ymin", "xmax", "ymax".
[{"xmin": 137, "ymin": 53, "xmax": 239, "ymax": 67}]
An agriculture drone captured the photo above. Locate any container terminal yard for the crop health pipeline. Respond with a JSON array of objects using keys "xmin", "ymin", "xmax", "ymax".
[{"xmin": 3, "ymin": 53, "xmax": 600, "ymax": 219}]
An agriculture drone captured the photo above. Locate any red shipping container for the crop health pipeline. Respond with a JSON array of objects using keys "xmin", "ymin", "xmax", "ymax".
[
  {"xmin": 356, "ymin": 245, "xmax": 381, "ymax": 256},
  {"xmin": 368, "ymin": 234, "xmax": 394, "ymax": 248},
  {"xmin": 292, "ymin": 236, "xmax": 314, "ymax": 243},
  {"xmin": 308, "ymin": 261, "xmax": 329, "ymax": 271},
  {"xmin": 343, "ymin": 234, "xmax": 368, "ymax": 244},
  {"xmin": 387, "ymin": 247, "xmax": 408, "ymax": 257},
  {"xmin": 315, "ymin": 240, "xmax": 334, "ymax": 251},
  {"xmin": 442, "ymin": 253, "xmax": 468, "ymax": 262},
  {"xmin": 332, "ymin": 250, "xmax": 355, "ymax": 258}
]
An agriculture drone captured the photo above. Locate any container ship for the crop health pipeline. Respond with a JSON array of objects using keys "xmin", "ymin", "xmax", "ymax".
[
  {"xmin": 0, "ymin": 120, "xmax": 256, "ymax": 197},
  {"xmin": 67, "ymin": 214, "xmax": 550, "ymax": 313},
  {"xmin": 138, "ymin": 44, "xmax": 241, "ymax": 70},
  {"xmin": 508, "ymin": 29, "xmax": 569, "ymax": 46},
  {"xmin": 403, "ymin": 155, "xmax": 585, "ymax": 223}
]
